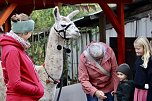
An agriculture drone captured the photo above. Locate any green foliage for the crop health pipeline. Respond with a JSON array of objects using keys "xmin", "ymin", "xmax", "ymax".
[
  {"xmin": 30, "ymin": 4, "xmax": 101, "ymax": 32},
  {"xmin": 27, "ymin": 33, "xmax": 48, "ymax": 65},
  {"xmin": 30, "ymin": 9, "xmax": 54, "ymax": 32}
]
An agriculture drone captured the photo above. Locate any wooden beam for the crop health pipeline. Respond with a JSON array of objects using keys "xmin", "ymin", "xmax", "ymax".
[
  {"xmin": 0, "ymin": 0, "xmax": 133, "ymax": 4},
  {"xmin": 4, "ymin": 20, "xmax": 10, "ymax": 32},
  {"xmin": 98, "ymin": 0, "xmax": 122, "ymax": 35},
  {"xmin": 57, "ymin": 0, "xmax": 133, "ymax": 4},
  {"xmin": 0, "ymin": 3, "xmax": 17, "ymax": 26},
  {"xmin": 106, "ymin": 0, "xmax": 132, "ymax": 3},
  {"xmin": 117, "ymin": 0, "xmax": 125, "ymax": 64}
]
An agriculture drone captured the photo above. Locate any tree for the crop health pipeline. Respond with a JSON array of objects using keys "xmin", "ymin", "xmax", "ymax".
[{"xmin": 30, "ymin": 4, "xmax": 101, "ymax": 32}]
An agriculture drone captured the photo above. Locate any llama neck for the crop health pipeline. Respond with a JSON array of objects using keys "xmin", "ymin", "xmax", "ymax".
[
  {"xmin": 48, "ymin": 28, "xmax": 64, "ymax": 48},
  {"xmin": 45, "ymin": 27, "xmax": 65, "ymax": 79}
]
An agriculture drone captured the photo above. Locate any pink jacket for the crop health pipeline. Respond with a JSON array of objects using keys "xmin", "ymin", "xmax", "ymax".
[
  {"xmin": 0, "ymin": 34, "xmax": 44, "ymax": 101},
  {"xmin": 78, "ymin": 42, "xmax": 119, "ymax": 96}
]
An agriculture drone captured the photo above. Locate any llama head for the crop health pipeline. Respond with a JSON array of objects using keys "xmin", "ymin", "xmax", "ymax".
[{"xmin": 53, "ymin": 6, "xmax": 80, "ymax": 39}]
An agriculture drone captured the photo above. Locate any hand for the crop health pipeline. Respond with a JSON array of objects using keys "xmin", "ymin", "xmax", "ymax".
[
  {"xmin": 95, "ymin": 90, "xmax": 107, "ymax": 100},
  {"xmin": 111, "ymin": 91, "xmax": 116, "ymax": 96}
]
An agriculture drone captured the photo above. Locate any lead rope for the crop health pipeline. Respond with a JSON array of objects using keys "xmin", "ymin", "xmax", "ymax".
[
  {"xmin": 42, "ymin": 63, "xmax": 60, "ymax": 84},
  {"xmin": 56, "ymin": 47, "xmax": 68, "ymax": 101}
]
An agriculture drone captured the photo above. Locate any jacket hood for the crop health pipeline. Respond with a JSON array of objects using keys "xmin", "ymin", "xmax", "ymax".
[{"xmin": 0, "ymin": 34, "xmax": 24, "ymax": 50}]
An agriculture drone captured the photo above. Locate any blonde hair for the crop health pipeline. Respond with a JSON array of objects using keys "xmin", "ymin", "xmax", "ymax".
[{"xmin": 134, "ymin": 36, "xmax": 152, "ymax": 68}]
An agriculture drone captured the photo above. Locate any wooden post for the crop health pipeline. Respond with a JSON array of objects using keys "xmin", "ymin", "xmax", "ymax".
[
  {"xmin": 117, "ymin": 0, "xmax": 125, "ymax": 64},
  {"xmin": 99, "ymin": 13, "xmax": 106, "ymax": 43},
  {"xmin": 98, "ymin": 1, "xmax": 121, "ymax": 34}
]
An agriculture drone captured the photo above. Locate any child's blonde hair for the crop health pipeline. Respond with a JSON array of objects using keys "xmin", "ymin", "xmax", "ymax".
[{"xmin": 134, "ymin": 36, "xmax": 152, "ymax": 68}]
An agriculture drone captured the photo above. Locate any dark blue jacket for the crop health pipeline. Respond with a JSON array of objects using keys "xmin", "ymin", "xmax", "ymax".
[
  {"xmin": 116, "ymin": 80, "xmax": 134, "ymax": 101},
  {"xmin": 134, "ymin": 56, "xmax": 152, "ymax": 101}
]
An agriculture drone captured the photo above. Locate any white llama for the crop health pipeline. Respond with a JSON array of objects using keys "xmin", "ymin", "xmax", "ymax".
[
  {"xmin": 0, "ymin": 61, "xmax": 6, "ymax": 101},
  {"xmin": 38, "ymin": 6, "xmax": 80, "ymax": 101}
]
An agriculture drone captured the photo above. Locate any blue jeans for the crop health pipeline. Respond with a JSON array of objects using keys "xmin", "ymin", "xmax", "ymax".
[{"xmin": 86, "ymin": 92, "xmax": 114, "ymax": 101}]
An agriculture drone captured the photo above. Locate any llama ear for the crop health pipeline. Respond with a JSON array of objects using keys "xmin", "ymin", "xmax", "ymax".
[
  {"xmin": 67, "ymin": 10, "xmax": 79, "ymax": 20},
  {"xmin": 53, "ymin": 6, "xmax": 61, "ymax": 21}
]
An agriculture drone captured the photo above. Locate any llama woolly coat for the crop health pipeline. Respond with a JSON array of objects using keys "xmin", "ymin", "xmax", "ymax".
[{"xmin": 0, "ymin": 34, "xmax": 44, "ymax": 101}]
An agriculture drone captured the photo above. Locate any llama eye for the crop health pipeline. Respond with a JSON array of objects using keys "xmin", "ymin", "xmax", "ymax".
[{"xmin": 61, "ymin": 24, "xmax": 66, "ymax": 27}]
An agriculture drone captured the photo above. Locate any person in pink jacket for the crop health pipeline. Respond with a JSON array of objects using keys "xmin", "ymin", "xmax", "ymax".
[
  {"xmin": 78, "ymin": 42, "xmax": 119, "ymax": 101},
  {"xmin": 0, "ymin": 13, "xmax": 44, "ymax": 101}
]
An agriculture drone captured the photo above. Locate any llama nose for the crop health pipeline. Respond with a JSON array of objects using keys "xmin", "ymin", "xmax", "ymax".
[
  {"xmin": 76, "ymin": 30, "xmax": 80, "ymax": 36},
  {"xmin": 76, "ymin": 30, "xmax": 79, "ymax": 33}
]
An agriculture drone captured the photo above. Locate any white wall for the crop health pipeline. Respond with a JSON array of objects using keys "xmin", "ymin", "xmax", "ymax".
[{"xmin": 106, "ymin": 16, "xmax": 152, "ymax": 45}]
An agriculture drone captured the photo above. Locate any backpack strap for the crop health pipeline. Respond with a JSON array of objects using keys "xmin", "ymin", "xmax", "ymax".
[{"xmin": 84, "ymin": 50, "xmax": 110, "ymax": 77}]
